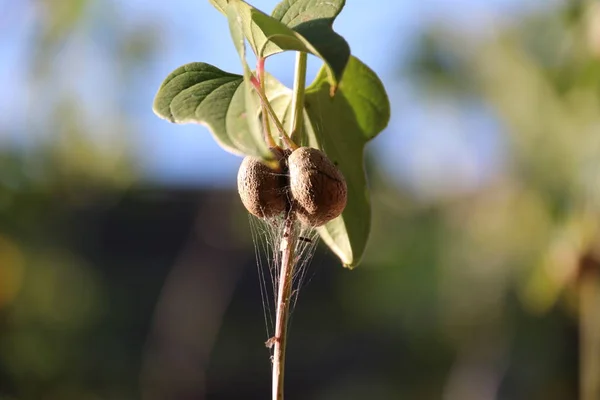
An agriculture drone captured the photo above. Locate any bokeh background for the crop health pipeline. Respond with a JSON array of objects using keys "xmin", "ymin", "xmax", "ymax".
[{"xmin": 2, "ymin": 0, "xmax": 600, "ymax": 399}]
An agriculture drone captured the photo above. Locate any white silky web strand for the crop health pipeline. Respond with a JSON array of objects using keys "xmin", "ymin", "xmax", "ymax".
[{"xmin": 248, "ymin": 211, "xmax": 320, "ymax": 354}]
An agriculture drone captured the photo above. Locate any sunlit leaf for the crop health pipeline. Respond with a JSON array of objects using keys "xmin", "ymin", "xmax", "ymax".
[
  {"xmin": 225, "ymin": 3, "xmax": 274, "ymax": 160},
  {"xmin": 211, "ymin": 0, "xmax": 349, "ymax": 87},
  {"xmin": 305, "ymin": 57, "xmax": 390, "ymax": 267},
  {"xmin": 271, "ymin": 0, "xmax": 345, "ymax": 26},
  {"xmin": 265, "ymin": 56, "xmax": 391, "ymax": 267},
  {"xmin": 152, "ymin": 62, "xmax": 271, "ymax": 158}
]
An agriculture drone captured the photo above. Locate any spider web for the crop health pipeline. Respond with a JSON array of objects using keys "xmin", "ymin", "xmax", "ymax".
[
  {"xmin": 248, "ymin": 90, "xmax": 329, "ymax": 356},
  {"xmin": 248, "ymin": 209, "xmax": 320, "ymax": 355}
]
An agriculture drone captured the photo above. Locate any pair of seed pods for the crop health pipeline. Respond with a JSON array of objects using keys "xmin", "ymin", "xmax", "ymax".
[{"xmin": 237, "ymin": 147, "xmax": 348, "ymax": 227}]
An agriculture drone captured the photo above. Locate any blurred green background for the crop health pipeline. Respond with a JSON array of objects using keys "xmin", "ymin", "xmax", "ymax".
[{"xmin": 2, "ymin": 0, "xmax": 600, "ymax": 399}]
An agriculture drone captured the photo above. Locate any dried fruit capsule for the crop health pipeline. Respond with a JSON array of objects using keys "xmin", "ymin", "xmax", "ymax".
[
  {"xmin": 288, "ymin": 147, "xmax": 347, "ymax": 226},
  {"xmin": 237, "ymin": 156, "xmax": 287, "ymax": 219}
]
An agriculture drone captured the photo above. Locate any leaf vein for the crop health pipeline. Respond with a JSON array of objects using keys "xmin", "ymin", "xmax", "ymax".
[{"xmin": 169, "ymin": 76, "xmax": 240, "ymax": 121}]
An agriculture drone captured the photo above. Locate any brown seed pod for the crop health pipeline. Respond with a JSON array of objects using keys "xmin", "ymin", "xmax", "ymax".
[
  {"xmin": 288, "ymin": 147, "xmax": 347, "ymax": 226},
  {"xmin": 237, "ymin": 155, "xmax": 287, "ymax": 219}
]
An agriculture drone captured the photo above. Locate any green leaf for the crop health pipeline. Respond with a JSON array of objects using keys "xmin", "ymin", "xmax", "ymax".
[
  {"xmin": 265, "ymin": 56, "xmax": 391, "ymax": 267},
  {"xmin": 211, "ymin": 0, "xmax": 349, "ymax": 87},
  {"xmin": 271, "ymin": 0, "xmax": 345, "ymax": 26},
  {"xmin": 225, "ymin": 4, "xmax": 267, "ymax": 156},
  {"xmin": 271, "ymin": 0, "xmax": 348, "ymax": 87},
  {"xmin": 152, "ymin": 62, "xmax": 271, "ymax": 159},
  {"xmin": 306, "ymin": 57, "xmax": 390, "ymax": 268}
]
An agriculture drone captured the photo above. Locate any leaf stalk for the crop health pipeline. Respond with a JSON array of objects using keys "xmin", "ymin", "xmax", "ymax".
[
  {"xmin": 250, "ymin": 75, "xmax": 297, "ymax": 150},
  {"xmin": 290, "ymin": 51, "xmax": 307, "ymax": 145},
  {"xmin": 257, "ymin": 58, "xmax": 277, "ymax": 148}
]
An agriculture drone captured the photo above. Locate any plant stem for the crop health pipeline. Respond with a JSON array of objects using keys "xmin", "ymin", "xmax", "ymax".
[
  {"xmin": 580, "ymin": 256, "xmax": 600, "ymax": 400},
  {"xmin": 272, "ymin": 214, "xmax": 297, "ymax": 400},
  {"xmin": 290, "ymin": 52, "xmax": 307, "ymax": 144},
  {"xmin": 257, "ymin": 58, "xmax": 277, "ymax": 148},
  {"xmin": 250, "ymin": 75, "xmax": 297, "ymax": 150}
]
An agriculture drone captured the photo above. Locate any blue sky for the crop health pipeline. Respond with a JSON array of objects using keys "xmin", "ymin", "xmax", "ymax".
[{"xmin": 0, "ymin": 0, "xmax": 555, "ymax": 196}]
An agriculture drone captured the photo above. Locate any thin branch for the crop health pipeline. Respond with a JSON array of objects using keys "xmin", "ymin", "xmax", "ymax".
[
  {"xmin": 250, "ymin": 75, "xmax": 297, "ymax": 150},
  {"xmin": 257, "ymin": 58, "xmax": 277, "ymax": 148},
  {"xmin": 272, "ymin": 214, "xmax": 297, "ymax": 400},
  {"xmin": 580, "ymin": 256, "xmax": 600, "ymax": 400}
]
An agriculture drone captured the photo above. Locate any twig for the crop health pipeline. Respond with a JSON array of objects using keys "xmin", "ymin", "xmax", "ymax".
[
  {"xmin": 580, "ymin": 254, "xmax": 600, "ymax": 400},
  {"xmin": 257, "ymin": 58, "xmax": 277, "ymax": 148},
  {"xmin": 272, "ymin": 213, "xmax": 297, "ymax": 400},
  {"xmin": 250, "ymin": 75, "xmax": 297, "ymax": 150}
]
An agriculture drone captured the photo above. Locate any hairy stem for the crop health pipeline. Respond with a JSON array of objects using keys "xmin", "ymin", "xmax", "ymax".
[
  {"xmin": 257, "ymin": 58, "xmax": 277, "ymax": 148},
  {"xmin": 250, "ymin": 75, "xmax": 297, "ymax": 150},
  {"xmin": 290, "ymin": 52, "xmax": 307, "ymax": 145},
  {"xmin": 272, "ymin": 214, "xmax": 297, "ymax": 400},
  {"xmin": 580, "ymin": 259, "xmax": 600, "ymax": 400}
]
